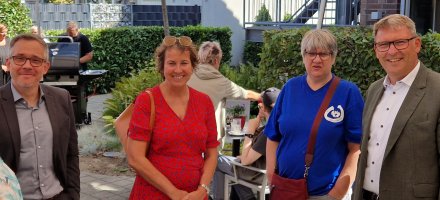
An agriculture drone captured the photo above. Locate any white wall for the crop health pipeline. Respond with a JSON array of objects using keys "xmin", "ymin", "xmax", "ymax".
[{"xmin": 200, "ymin": 0, "xmax": 244, "ymax": 65}]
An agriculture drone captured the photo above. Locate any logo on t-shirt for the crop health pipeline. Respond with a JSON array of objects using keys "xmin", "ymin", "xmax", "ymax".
[{"xmin": 324, "ymin": 105, "xmax": 344, "ymax": 123}]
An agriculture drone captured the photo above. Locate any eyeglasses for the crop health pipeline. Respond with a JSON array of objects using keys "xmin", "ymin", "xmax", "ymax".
[
  {"xmin": 162, "ymin": 36, "xmax": 193, "ymax": 47},
  {"xmin": 10, "ymin": 56, "xmax": 46, "ymax": 67},
  {"xmin": 374, "ymin": 36, "xmax": 417, "ymax": 52},
  {"xmin": 305, "ymin": 51, "xmax": 332, "ymax": 61}
]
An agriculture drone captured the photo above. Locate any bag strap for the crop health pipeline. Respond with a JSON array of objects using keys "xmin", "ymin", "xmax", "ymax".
[
  {"xmin": 304, "ymin": 76, "xmax": 340, "ymax": 178},
  {"xmin": 145, "ymin": 90, "xmax": 155, "ymax": 129}
]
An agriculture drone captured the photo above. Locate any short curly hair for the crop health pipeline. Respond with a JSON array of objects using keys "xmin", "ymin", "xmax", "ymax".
[{"xmin": 198, "ymin": 41, "xmax": 222, "ymax": 65}]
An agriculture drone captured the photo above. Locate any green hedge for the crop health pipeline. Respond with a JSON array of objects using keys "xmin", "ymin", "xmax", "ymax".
[
  {"xmin": 243, "ymin": 41, "xmax": 263, "ymax": 66},
  {"xmin": 46, "ymin": 26, "xmax": 232, "ymax": 93},
  {"xmin": 259, "ymin": 27, "xmax": 440, "ymax": 94}
]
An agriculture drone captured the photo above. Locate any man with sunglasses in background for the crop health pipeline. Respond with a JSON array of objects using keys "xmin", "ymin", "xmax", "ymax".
[
  {"xmin": 0, "ymin": 34, "xmax": 79, "ymax": 199},
  {"xmin": 353, "ymin": 14, "xmax": 440, "ymax": 200}
]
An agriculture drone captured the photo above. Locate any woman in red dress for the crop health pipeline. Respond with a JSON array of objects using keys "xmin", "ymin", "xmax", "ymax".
[{"xmin": 127, "ymin": 36, "xmax": 219, "ymax": 200}]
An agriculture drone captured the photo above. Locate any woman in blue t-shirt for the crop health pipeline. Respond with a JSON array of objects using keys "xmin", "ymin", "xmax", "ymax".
[{"xmin": 265, "ymin": 29, "xmax": 364, "ymax": 200}]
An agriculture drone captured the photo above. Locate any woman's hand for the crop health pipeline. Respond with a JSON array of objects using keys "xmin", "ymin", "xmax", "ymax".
[
  {"xmin": 182, "ymin": 188, "xmax": 206, "ymax": 200},
  {"xmin": 170, "ymin": 189, "xmax": 189, "ymax": 200}
]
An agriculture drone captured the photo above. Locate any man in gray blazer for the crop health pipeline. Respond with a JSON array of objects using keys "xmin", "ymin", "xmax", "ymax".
[
  {"xmin": 353, "ymin": 14, "xmax": 440, "ymax": 200},
  {"xmin": 0, "ymin": 34, "xmax": 79, "ymax": 199}
]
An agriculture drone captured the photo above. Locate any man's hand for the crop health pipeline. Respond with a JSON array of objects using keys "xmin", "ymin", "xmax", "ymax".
[{"xmin": 2, "ymin": 65, "xmax": 8, "ymax": 72}]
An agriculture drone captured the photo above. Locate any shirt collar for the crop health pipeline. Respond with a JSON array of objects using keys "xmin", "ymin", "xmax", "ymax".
[
  {"xmin": 383, "ymin": 61, "xmax": 420, "ymax": 88},
  {"xmin": 11, "ymin": 83, "xmax": 45, "ymax": 104}
]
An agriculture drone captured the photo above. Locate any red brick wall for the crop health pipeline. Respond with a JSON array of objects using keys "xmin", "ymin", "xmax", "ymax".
[{"xmin": 360, "ymin": 0, "xmax": 401, "ymax": 26}]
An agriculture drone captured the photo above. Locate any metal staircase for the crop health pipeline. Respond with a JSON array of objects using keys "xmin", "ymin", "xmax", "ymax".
[
  {"xmin": 243, "ymin": 0, "xmax": 358, "ymax": 42},
  {"xmin": 287, "ymin": 0, "xmax": 320, "ymax": 23}
]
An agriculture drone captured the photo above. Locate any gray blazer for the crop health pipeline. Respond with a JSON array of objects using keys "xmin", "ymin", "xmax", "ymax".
[
  {"xmin": 0, "ymin": 83, "xmax": 80, "ymax": 200},
  {"xmin": 353, "ymin": 63, "xmax": 440, "ymax": 200}
]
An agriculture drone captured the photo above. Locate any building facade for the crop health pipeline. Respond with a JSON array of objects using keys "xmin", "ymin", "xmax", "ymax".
[{"xmin": 361, "ymin": 0, "xmax": 440, "ymax": 33}]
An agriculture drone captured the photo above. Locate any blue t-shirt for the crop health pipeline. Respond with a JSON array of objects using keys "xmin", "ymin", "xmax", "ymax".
[{"xmin": 264, "ymin": 74, "xmax": 364, "ymax": 195}]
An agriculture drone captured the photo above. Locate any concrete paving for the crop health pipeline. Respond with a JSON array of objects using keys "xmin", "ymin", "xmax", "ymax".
[
  {"xmin": 80, "ymin": 172, "xmax": 134, "ymax": 200},
  {"xmin": 80, "ymin": 94, "xmax": 134, "ymax": 200}
]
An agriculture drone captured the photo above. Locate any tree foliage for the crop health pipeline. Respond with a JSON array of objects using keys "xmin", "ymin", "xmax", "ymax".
[
  {"xmin": 0, "ymin": 0, "xmax": 33, "ymax": 37},
  {"xmin": 255, "ymin": 4, "xmax": 272, "ymax": 22}
]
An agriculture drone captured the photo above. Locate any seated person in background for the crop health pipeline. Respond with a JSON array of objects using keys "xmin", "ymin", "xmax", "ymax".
[
  {"xmin": 211, "ymin": 87, "xmax": 281, "ymax": 200},
  {"xmin": 188, "ymin": 41, "xmax": 260, "ymax": 146}
]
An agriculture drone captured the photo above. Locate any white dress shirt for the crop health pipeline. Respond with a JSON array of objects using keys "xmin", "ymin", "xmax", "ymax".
[{"xmin": 363, "ymin": 61, "xmax": 420, "ymax": 194}]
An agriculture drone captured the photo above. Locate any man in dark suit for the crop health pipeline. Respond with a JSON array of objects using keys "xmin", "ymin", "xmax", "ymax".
[
  {"xmin": 353, "ymin": 14, "xmax": 440, "ymax": 200},
  {"xmin": 0, "ymin": 34, "xmax": 79, "ymax": 199}
]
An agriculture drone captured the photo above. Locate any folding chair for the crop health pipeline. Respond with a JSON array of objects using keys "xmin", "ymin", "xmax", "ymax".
[{"xmin": 224, "ymin": 159, "xmax": 270, "ymax": 200}]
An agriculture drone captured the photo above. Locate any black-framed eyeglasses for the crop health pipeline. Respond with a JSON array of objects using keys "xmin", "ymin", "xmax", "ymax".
[
  {"xmin": 374, "ymin": 36, "xmax": 417, "ymax": 52},
  {"xmin": 10, "ymin": 56, "xmax": 46, "ymax": 67},
  {"xmin": 305, "ymin": 51, "xmax": 333, "ymax": 61},
  {"xmin": 162, "ymin": 36, "xmax": 193, "ymax": 47}
]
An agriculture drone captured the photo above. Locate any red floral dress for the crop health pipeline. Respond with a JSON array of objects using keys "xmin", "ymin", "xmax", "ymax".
[{"xmin": 128, "ymin": 86, "xmax": 219, "ymax": 200}]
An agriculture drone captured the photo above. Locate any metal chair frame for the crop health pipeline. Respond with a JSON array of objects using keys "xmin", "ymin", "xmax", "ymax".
[{"xmin": 224, "ymin": 160, "xmax": 270, "ymax": 200}]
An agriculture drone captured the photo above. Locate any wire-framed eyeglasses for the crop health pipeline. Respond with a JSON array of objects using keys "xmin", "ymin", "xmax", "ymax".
[
  {"xmin": 305, "ymin": 51, "xmax": 333, "ymax": 61},
  {"xmin": 162, "ymin": 36, "xmax": 193, "ymax": 47},
  {"xmin": 10, "ymin": 56, "xmax": 46, "ymax": 67},
  {"xmin": 374, "ymin": 36, "xmax": 417, "ymax": 52}
]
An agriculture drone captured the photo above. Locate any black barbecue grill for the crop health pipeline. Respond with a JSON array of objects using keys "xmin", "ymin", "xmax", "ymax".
[{"xmin": 43, "ymin": 36, "xmax": 107, "ymax": 125}]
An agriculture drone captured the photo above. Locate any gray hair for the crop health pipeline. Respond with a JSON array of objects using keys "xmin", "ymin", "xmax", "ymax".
[
  {"xmin": 301, "ymin": 29, "xmax": 338, "ymax": 58},
  {"xmin": 9, "ymin": 34, "xmax": 49, "ymax": 60},
  {"xmin": 67, "ymin": 21, "xmax": 79, "ymax": 30},
  {"xmin": 198, "ymin": 41, "xmax": 223, "ymax": 65},
  {"xmin": 373, "ymin": 14, "xmax": 417, "ymax": 37}
]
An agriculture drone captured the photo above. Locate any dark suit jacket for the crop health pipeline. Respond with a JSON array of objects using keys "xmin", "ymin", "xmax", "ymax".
[
  {"xmin": 0, "ymin": 83, "xmax": 80, "ymax": 200},
  {"xmin": 353, "ymin": 64, "xmax": 440, "ymax": 199}
]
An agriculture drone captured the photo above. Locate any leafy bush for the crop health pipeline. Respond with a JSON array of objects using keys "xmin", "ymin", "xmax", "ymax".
[
  {"xmin": 258, "ymin": 26, "xmax": 440, "ymax": 95},
  {"xmin": 0, "ymin": 0, "xmax": 32, "ymax": 37},
  {"xmin": 243, "ymin": 41, "xmax": 263, "ymax": 66},
  {"xmin": 283, "ymin": 13, "xmax": 292, "ymax": 21},
  {"xmin": 419, "ymin": 31, "xmax": 440, "ymax": 72},
  {"xmin": 220, "ymin": 63, "xmax": 261, "ymax": 116},
  {"xmin": 46, "ymin": 26, "xmax": 232, "ymax": 93},
  {"xmin": 102, "ymin": 61, "xmax": 162, "ymax": 136}
]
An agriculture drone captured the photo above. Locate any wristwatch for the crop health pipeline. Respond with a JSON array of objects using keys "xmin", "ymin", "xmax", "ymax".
[
  {"xmin": 244, "ymin": 134, "xmax": 254, "ymax": 138},
  {"xmin": 199, "ymin": 184, "xmax": 210, "ymax": 194}
]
